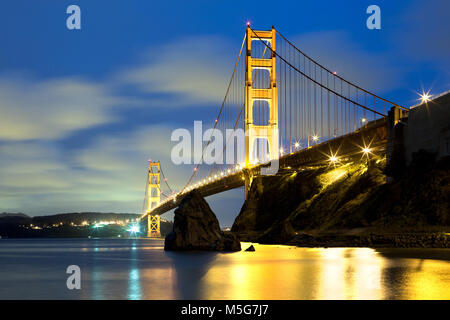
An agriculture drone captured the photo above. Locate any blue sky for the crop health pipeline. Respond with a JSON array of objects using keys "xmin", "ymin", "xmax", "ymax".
[{"xmin": 0, "ymin": 0, "xmax": 448, "ymax": 226}]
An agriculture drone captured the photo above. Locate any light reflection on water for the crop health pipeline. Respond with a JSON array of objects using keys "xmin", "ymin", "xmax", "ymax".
[{"xmin": 0, "ymin": 239, "xmax": 448, "ymax": 299}]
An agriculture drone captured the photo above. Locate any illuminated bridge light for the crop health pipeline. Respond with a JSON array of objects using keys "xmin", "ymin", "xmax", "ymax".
[
  {"xmin": 420, "ymin": 91, "xmax": 432, "ymax": 104},
  {"xmin": 361, "ymin": 118, "xmax": 367, "ymax": 124},
  {"xmin": 280, "ymin": 147, "xmax": 284, "ymax": 155},
  {"xmin": 312, "ymin": 135, "xmax": 319, "ymax": 142},
  {"xmin": 362, "ymin": 147, "xmax": 371, "ymax": 154},
  {"xmin": 227, "ymin": 169, "xmax": 231, "ymax": 174},
  {"xmin": 329, "ymin": 155, "xmax": 338, "ymax": 163},
  {"xmin": 294, "ymin": 142, "xmax": 300, "ymax": 149}
]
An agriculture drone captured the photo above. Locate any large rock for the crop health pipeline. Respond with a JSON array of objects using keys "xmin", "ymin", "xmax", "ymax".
[{"xmin": 164, "ymin": 190, "xmax": 241, "ymax": 251}]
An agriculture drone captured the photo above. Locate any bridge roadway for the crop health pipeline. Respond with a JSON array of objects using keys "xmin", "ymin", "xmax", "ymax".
[{"xmin": 143, "ymin": 118, "xmax": 388, "ymax": 218}]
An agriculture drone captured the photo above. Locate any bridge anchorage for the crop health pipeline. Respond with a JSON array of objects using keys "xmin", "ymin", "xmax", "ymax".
[{"xmin": 140, "ymin": 25, "xmax": 408, "ymax": 225}]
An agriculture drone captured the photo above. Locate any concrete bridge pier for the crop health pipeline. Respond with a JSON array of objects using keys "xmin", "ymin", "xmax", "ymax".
[
  {"xmin": 243, "ymin": 168, "xmax": 254, "ymax": 200},
  {"xmin": 386, "ymin": 91, "xmax": 450, "ymax": 180},
  {"xmin": 386, "ymin": 106, "xmax": 409, "ymax": 179}
]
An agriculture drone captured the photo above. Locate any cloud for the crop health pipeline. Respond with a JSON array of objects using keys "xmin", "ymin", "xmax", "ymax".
[
  {"xmin": 0, "ymin": 124, "xmax": 196, "ymax": 214},
  {"xmin": 0, "ymin": 142, "xmax": 73, "ymax": 215},
  {"xmin": 0, "ymin": 34, "xmax": 239, "ymax": 143},
  {"xmin": 117, "ymin": 35, "xmax": 235, "ymax": 106},
  {"xmin": 0, "ymin": 34, "xmax": 241, "ymax": 215},
  {"xmin": 0, "ymin": 75, "xmax": 119, "ymax": 141},
  {"xmin": 288, "ymin": 31, "xmax": 404, "ymax": 93},
  {"xmin": 74, "ymin": 124, "xmax": 191, "ymax": 188}
]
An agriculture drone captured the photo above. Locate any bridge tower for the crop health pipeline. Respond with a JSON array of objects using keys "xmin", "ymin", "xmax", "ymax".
[
  {"xmin": 244, "ymin": 26, "xmax": 278, "ymax": 199},
  {"xmin": 147, "ymin": 161, "xmax": 161, "ymax": 238}
]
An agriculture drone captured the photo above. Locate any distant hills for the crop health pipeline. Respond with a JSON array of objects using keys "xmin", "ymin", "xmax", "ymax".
[
  {"xmin": 0, "ymin": 212, "xmax": 173, "ymax": 238},
  {"xmin": 0, "ymin": 213, "xmax": 29, "ymax": 219}
]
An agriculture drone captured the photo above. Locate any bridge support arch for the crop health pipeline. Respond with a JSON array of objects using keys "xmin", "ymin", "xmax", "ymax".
[
  {"xmin": 147, "ymin": 161, "xmax": 161, "ymax": 237},
  {"xmin": 244, "ymin": 27, "xmax": 278, "ymax": 199}
]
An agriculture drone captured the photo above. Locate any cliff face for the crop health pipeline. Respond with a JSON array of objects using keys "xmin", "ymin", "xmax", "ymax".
[{"xmin": 232, "ymin": 154, "xmax": 450, "ymax": 246}]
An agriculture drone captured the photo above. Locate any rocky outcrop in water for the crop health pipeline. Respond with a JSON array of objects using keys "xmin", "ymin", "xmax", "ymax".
[
  {"xmin": 164, "ymin": 190, "xmax": 241, "ymax": 251},
  {"xmin": 245, "ymin": 244, "xmax": 255, "ymax": 251}
]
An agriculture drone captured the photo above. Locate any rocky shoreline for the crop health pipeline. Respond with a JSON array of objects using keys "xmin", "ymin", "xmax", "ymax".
[
  {"xmin": 288, "ymin": 232, "xmax": 449, "ymax": 248},
  {"xmin": 231, "ymin": 154, "xmax": 449, "ymax": 249},
  {"xmin": 235, "ymin": 231, "xmax": 450, "ymax": 248}
]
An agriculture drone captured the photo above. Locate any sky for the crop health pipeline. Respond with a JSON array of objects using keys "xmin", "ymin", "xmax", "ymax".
[{"xmin": 0, "ymin": 0, "xmax": 449, "ymax": 227}]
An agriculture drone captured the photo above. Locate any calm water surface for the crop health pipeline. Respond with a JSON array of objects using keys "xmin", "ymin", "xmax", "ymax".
[{"xmin": 0, "ymin": 238, "xmax": 449, "ymax": 299}]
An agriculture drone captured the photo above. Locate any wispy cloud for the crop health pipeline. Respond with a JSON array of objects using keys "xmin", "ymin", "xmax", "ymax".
[
  {"xmin": 0, "ymin": 34, "xmax": 240, "ymax": 215},
  {"xmin": 117, "ymin": 35, "xmax": 234, "ymax": 106},
  {"xmin": 0, "ymin": 75, "xmax": 120, "ymax": 141},
  {"xmin": 0, "ymin": 124, "xmax": 192, "ymax": 214}
]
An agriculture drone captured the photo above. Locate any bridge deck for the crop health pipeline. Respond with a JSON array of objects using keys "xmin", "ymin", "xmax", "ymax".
[{"xmin": 143, "ymin": 118, "xmax": 387, "ymax": 218}]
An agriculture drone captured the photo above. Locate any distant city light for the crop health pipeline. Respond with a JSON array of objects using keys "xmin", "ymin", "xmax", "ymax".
[{"xmin": 128, "ymin": 224, "xmax": 140, "ymax": 234}]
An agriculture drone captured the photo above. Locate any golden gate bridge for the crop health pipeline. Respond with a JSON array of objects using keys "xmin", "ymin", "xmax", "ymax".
[{"xmin": 140, "ymin": 26, "xmax": 408, "ymax": 237}]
